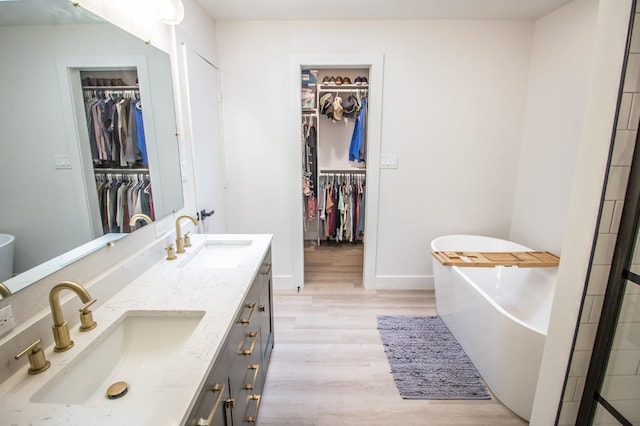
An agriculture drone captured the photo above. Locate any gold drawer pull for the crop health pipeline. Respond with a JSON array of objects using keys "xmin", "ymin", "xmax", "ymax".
[
  {"xmin": 245, "ymin": 394, "xmax": 261, "ymax": 423},
  {"xmin": 260, "ymin": 262, "xmax": 272, "ymax": 276},
  {"xmin": 239, "ymin": 303, "xmax": 256, "ymax": 325},
  {"xmin": 197, "ymin": 382, "xmax": 226, "ymax": 426},
  {"xmin": 239, "ymin": 332, "xmax": 258, "ymax": 356},
  {"xmin": 243, "ymin": 364, "xmax": 260, "ymax": 390}
]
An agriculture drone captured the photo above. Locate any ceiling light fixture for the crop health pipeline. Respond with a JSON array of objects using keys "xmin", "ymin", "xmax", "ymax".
[{"xmin": 157, "ymin": 0, "xmax": 184, "ymax": 25}]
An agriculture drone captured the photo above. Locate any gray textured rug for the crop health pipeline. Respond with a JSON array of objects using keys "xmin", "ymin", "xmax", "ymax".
[{"xmin": 377, "ymin": 315, "xmax": 491, "ymax": 400}]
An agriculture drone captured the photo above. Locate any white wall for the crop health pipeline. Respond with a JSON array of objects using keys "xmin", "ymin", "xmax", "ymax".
[
  {"xmin": 531, "ymin": 0, "xmax": 633, "ymax": 423},
  {"xmin": 78, "ymin": 0, "xmax": 173, "ymax": 53},
  {"xmin": 216, "ymin": 20, "xmax": 534, "ymax": 288},
  {"xmin": 510, "ymin": 0, "xmax": 600, "ymax": 255}
]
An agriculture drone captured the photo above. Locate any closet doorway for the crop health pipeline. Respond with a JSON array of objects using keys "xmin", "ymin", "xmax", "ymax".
[
  {"xmin": 291, "ymin": 53, "xmax": 383, "ymax": 291},
  {"xmin": 300, "ymin": 66, "xmax": 370, "ymax": 288}
]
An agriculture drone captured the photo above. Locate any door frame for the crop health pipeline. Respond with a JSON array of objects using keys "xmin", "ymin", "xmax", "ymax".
[
  {"xmin": 289, "ymin": 53, "xmax": 384, "ymax": 290},
  {"xmin": 180, "ymin": 43, "xmax": 229, "ymax": 233}
]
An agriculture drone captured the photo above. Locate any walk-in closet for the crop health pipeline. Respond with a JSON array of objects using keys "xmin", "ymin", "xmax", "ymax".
[
  {"xmin": 301, "ymin": 68, "xmax": 369, "ymax": 286},
  {"xmin": 79, "ymin": 69, "xmax": 154, "ymax": 235}
]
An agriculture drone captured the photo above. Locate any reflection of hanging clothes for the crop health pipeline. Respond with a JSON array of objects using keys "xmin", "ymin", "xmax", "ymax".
[
  {"xmin": 95, "ymin": 174, "xmax": 155, "ymax": 234},
  {"xmin": 134, "ymin": 100, "xmax": 148, "ymax": 164},
  {"xmin": 349, "ymin": 97, "xmax": 366, "ymax": 164},
  {"xmin": 84, "ymin": 91, "xmax": 148, "ymax": 167}
]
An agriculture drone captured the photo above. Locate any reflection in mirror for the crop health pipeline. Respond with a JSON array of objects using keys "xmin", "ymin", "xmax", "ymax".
[{"xmin": 0, "ymin": 0, "xmax": 184, "ymax": 299}]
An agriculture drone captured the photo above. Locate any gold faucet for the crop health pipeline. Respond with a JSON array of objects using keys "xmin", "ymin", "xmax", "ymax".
[
  {"xmin": 0, "ymin": 282, "xmax": 11, "ymax": 298},
  {"xmin": 49, "ymin": 281, "xmax": 97, "ymax": 352},
  {"xmin": 15, "ymin": 338, "xmax": 50, "ymax": 375},
  {"xmin": 175, "ymin": 214, "xmax": 197, "ymax": 254},
  {"xmin": 129, "ymin": 213, "xmax": 152, "ymax": 228}
]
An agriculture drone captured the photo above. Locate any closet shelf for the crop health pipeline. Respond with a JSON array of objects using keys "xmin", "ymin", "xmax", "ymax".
[{"xmin": 318, "ymin": 83, "xmax": 368, "ymax": 89}]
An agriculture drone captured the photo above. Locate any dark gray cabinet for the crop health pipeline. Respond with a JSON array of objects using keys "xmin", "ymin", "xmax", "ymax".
[{"xmin": 187, "ymin": 249, "xmax": 273, "ymax": 426}]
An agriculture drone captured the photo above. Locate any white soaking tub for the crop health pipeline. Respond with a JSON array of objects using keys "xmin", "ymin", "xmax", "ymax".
[
  {"xmin": 430, "ymin": 235, "xmax": 557, "ymax": 421},
  {"xmin": 0, "ymin": 234, "xmax": 15, "ymax": 282}
]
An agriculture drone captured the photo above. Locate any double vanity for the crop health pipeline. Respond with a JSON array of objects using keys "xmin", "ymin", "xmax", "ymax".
[{"xmin": 0, "ymin": 233, "xmax": 273, "ymax": 425}]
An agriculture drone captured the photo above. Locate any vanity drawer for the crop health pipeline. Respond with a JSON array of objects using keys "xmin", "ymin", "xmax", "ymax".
[{"xmin": 186, "ymin": 351, "xmax": 232, "ymax": 426}]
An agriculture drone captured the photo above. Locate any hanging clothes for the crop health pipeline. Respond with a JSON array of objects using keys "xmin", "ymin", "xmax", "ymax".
[
  {"xmin": 349, "ymin": 97, "xmax": 367, "ymax": 165},
  {"xmin": 95, "ymin": 173, "xmax": 155, "ymax": 234},
  {"xmin": 318, "ymin": 173, "xmax": 365, "ymax": 243},
  {"xmin": 83, "ymin": 89, "xmax": 148, "ymax": 168},
  {"xmin": 302, "ymin": 116, "xmax": 318, "ymax": 227}
]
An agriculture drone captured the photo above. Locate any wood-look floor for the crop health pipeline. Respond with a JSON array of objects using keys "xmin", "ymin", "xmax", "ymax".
[{"xmin": 257, "ymin": 243, "xmax": 528, "ymax": 425}]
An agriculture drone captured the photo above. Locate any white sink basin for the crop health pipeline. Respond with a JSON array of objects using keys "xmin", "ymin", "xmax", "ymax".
[
  {"xmin": 179, "ymin": 240, "xmax": 253, "ymax": 268},
  {"xmin": 31, "ymin": 310, "xmax": 204, "ymax": 406}
]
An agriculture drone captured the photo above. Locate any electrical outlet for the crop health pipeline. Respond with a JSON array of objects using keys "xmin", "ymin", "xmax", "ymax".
[{"xmin": 0, "ymin": 305, "xmax": 15, "ymax": 336}]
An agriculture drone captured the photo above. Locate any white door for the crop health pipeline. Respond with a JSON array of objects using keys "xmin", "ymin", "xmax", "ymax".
[{"xmin": 183, "ymin": 46, "xmax": 228, "ymax": 233}]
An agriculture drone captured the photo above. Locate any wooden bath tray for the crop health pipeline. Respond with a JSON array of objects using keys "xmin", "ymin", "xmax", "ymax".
[{"xmin": 432, "ymin": 251, "xmax": 560, "ymax": 268}]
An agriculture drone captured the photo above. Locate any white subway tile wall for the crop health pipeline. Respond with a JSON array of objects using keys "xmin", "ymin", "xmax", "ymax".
[
  {"xmin": 558, "ymin": 10, "xmax": 640, "ymax": 425},
  {"xmin": 617, "ymin": 93, "xmax": 632, "ymax": 129}
]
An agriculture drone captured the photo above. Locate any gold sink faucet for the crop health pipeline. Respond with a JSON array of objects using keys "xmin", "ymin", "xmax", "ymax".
[
  {"xmin": 15, "ymin": 338, "xmax": 50, "ymax": 375},
  {"xmin": 175, "ymin": 214, "xmax": 197, "ymax": 254},
  {"xmin": 49, "ymin": 281, "xmax": 97, "ymax": 352},
  {"xmin": 0, "ymin": 281, "xmax": 11, "ymax": 298},
  {"xmin": 129, "ymin": 213, "xmax": 152, "ymax": 228}
]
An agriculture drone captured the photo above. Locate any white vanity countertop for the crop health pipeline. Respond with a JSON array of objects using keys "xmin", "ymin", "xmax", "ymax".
[{"xmin": 0, "ymin": 233, "xmax": 273, "ymax": 426}]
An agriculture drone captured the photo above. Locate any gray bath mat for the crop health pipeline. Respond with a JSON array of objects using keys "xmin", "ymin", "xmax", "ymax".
[{"xmin": 377, "ymin": 315, "xmax": 491, "ymax": 400}]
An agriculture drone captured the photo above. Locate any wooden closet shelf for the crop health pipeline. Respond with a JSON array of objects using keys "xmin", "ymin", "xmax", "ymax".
[{"xmin": 432, "ymin": 250, "xmax": 560, "ymax": 268}]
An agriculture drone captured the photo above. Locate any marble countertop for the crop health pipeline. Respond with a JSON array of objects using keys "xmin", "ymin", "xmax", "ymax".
[{"xmin": 0, "ymin": 234, "xmax": 272, "ymax": 425}]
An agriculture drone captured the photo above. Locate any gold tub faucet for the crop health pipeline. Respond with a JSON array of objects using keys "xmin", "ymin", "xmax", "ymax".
[
  {"xmin": 175, "ymin": 214, "xmax": 197, "ymax": 254},
  {"xmin": 49, "ymin": 281, "xmax": 97, "ymax": 352}
]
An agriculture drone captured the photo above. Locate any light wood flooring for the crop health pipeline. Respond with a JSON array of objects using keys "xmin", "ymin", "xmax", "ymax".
[{"xmin": 257, "ymin": 243, "xmax": 528, "ymax": 425}]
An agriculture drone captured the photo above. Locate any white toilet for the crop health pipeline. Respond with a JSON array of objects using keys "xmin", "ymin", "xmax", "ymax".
[{"xmin": 0, "ymin": 234, "xmax": 15, "ymax": 282}]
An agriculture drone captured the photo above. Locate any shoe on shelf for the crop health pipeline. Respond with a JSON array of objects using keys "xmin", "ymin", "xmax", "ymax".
[
  {"xmin": 322, "ymin": 76, "xmax": 331, "ymax": 85},
  {"xmin": 359, "ymin": 76, "xmax": 368, "ymax": 85},
  {"xmin": 335, "ymin": 76, "xmax": 343, "ymax": 85},
  {"xmin": 328, "ymin": 76, "xmax": 336, "ymax": 85},
  {"xmin": 342, "ymin": 76, "xmax": 352, "ymax": 85}
]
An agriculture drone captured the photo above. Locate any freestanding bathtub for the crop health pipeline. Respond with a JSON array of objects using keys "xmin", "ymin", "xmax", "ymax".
[
  {"xmin": 430, "ymin": 235, "xmax": 557, "ymax": 421},
  {"xmin": 0, "ymin": 234, "xmax": 15, "ymax": 282}
]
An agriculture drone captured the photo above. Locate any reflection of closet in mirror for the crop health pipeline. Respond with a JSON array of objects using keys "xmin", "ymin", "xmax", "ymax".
[
  {"xmin": 301, "ymin": 68, "xmax": 369, "ymax": 287},
  {"xmin": 79, "ymin": 69, "xmax": 155, "ymax": 235}
]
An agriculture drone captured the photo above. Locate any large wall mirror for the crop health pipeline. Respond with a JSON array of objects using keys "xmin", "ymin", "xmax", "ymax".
[{"xmin": 0, "ymin": 0, "xmax": 184, "ymax": 299}]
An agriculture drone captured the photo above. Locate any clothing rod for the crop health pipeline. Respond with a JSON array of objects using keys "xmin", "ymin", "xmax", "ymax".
[
  {"xmin": 320, "ymin": 169, "xmax": 366, "ymax": 174},
  {"xmin": 94, "ymin": 168, "xmax": 149, "ymax": 173},
  {"xmin": 82, "ymin": 85, "xmax": 139, "ymax": 90}
]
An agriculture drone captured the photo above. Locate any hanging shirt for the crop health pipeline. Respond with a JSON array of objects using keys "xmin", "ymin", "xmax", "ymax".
[
  {"xmin": 134, "ymin": 100, "xmax": 148, "ymax": 164},
  {"xmin": 349, "ymin": 98, "xmax": 366, "ymax": 164}
]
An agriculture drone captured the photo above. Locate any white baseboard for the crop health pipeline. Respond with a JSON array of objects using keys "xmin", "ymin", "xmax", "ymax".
[
  {"xmin": 274, "ymin": 274, "xmax": 434, "ymax": 290},
  {"xmin": 273, "ymin": 275, "xmax": 297, "ymax": 290},
  {"xmin": 374, "ymin": 275, "xmax": 434, "ymax": 290}
]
